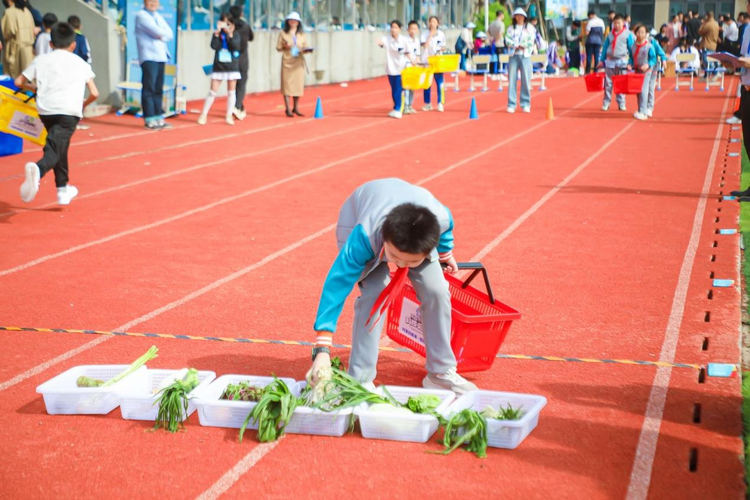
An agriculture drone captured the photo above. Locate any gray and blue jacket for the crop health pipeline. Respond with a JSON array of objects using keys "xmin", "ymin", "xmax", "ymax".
[
  {"xmin": 314, "ymin": 178, "xmax": 455, "ymax": 333},
  {"xmin": 630, "ymin": 40, "xmax": 657, "ymax": 71},
  {"xmin": 601, "ymin": 29, "xmax": 635, "ymax": 66}
]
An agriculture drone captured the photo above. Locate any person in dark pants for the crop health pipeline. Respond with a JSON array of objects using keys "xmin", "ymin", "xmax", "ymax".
[
  {"xmin": 135, "ymin": 0, "xmax": 174, "ymax": 130},
  {"xmin": 730, "ymin": 1, "xmax": 750, "ymax": 199},
  {"xmin": 229, "ymin": 5, "xmax": 253, "ymax": 120},
  {"xmin": 567, "ymin": 20, "xmax": 581, "ymax": 73},
  {"xmin": 585, "ymin": 11, "xmax": 605, "ymax": 74},
  {"xmin": 15, "ymin": 22, "xmax": 99, "ymax": 206}
]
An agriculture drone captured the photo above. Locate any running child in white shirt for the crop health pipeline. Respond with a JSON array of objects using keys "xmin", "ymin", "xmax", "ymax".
[
  {"xmin": 404, "ymin": 20, "xmax": 421, "ymax": 115},
  {"xmin": 421, "ymin": 16, "xmax": 447, "ymax": 112},
  {"xmin": 378, "ymin": 20, "xmax": 417, "ymax": 119},
  {"xmin": 16, "ymin": 22, "xmax": 99, "ymax": 206}
]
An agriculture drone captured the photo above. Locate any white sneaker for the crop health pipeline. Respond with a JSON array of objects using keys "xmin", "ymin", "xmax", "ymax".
[
  {"xmin": 618, "ymin": 104, "xmax": 627, "ymax": 111},
  {"xmin": 197, "ymin": 114, "xmax": 207, "ymax": 125},
  {"xmin": 20, "ymin": 162, "xmax": 40, "ymax": 203},
  {"xmin": 507, "ymin": 107, "xmax": 516, "ymax": 114},
  {"xmin": 233, "ymin": 107, "xmax": 247, "ymax": 120},
  {"xmin": 404, "ymin": 107, "xmax": 417, "ymax": 115},
  {"xmin": 226, "ymin": 116, "xmax": 235, "ymax": 125},
  {"xmin": 56, "ymin": 185, "xmax": 78, "ymax": 205},
  {"xmin": 422, "ymin": 104, "xmax": 433, "ymax": 112},
  {"xmin": 727, "ymin": 116, "xmax": 742, "ymax": 124},
  {"xmin": 437, "ymin": 103, "xmax": 444, "ymax": 112},
  {"xmin": 645, "ymin": 109, "xmax": 653, "ymax": 118},
  {"xmin": 423, "ymin": 367, "xmax": 478, "ymax": 395},
  {"xmin": 633, "ymin": 111, "xmax": 648, "ymax": 121},
  {"xmin": 602, "ymin": 103, "xmax": 610, "ymax": 111},
  {"xmin": 522, "ymin": 106, "xmax": 531, "ymax": 113},
  {"xmin": 387, "ymin": 110, "xmax": 403, "ymax": 119}
]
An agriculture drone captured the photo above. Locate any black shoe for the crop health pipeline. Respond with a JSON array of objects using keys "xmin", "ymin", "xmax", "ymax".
[
  {"xmin": 285, "ymin": 109, "xmax": 294, "ymax": 118},
  {"xmin": 739, "ymin": 196, "xmax": 750, "ymax": 202},
  {"xmin": 293, "ymin": 109, "xmax": 304, "ymax": 117},
  {"xmin": 730, "ymin": 188, "xmax": 750, "ymax": 197}
]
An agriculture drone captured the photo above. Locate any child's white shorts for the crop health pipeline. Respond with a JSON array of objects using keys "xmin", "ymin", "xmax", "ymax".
[{"xmin": 211, "ymin": 71, "xmax": 242, "ymax": 81}]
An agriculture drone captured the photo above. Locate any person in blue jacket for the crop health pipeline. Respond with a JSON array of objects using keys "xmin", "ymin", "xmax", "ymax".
[
  {"xmin": 646, "ymin": 28, "xmax": 667, "ymax": 117},
  {"xmin": 307, "ymin": 178, "xmax": 478, "ymax": 394},
  {"xmin": 630, "ymin": 24, "xmax": 657, "ymax": 120}
]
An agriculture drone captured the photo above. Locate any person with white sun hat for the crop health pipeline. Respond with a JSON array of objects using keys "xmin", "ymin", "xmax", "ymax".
[
  {"xmin": 504, "ymin": 8, "xmax": 535, "ymax": 113},
  {"xmin": 276, "ymin": 11, "xmax": 312, "ymax": 117}
]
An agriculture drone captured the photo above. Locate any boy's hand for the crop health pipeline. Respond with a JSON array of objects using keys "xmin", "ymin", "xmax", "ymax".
[
  {"xmin": 442, "ymin": 256, "xmax": 459, "ymax": 274},
  {"xmin": 306, "ymin": 352, "xmax": 332, "ymax": 386},
  {"xmin": 640, "ymin": 64, "xmax": 649, "ymax": 72}
]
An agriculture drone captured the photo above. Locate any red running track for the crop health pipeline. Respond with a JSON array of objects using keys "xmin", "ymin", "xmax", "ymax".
[{"xmin": 0, "ymin": 76, "xmax": 744, "ymax": 499}]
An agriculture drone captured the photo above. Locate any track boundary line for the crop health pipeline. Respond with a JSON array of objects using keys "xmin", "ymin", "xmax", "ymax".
[
  {"xmin": 624, "ymin": 84, "xmax": 733, "ymax": 499},
  {"xmin": 194, "ymin": 442, "xmax": 280, "ymax": 500},
  {"xmin": 0, "ymin": 326, "xmax": 703, "ymax": 369}
]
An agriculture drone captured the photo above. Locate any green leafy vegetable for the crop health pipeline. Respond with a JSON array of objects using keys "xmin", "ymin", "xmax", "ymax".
[
  {"xmin": 311, "ymin": 368, "xmax": 396, "ymax": 411},
  {"xmin": 153, "ymin": 368, "xmax": 200, "ymax": 433},
  {"xmin": 76, "ymin": 346, "xmax": 158, "ymax": 388},
  {"xmin": 240, "ymin": 377, "xmax": 302, "ymax": 443},
  {"xmin": 481, "ymin": 403, "xmax": 524, "ymax": 421},
  {"xmin": 405, "ymin": 394, "xmax": 442, "ymax": 414},
  {"xmin": 433, "ymin": 409, "xmax": 488, "ymax": 458},
  {"xmin": 221, "ymin": 381, "xmax": 264, "ymax": 402}
]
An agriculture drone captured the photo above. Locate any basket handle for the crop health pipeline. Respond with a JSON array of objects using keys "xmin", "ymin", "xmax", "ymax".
[
  {"xmin": 449, "ymin": 262, "xmax": 495, "ymax": 304},
  {"xmin": 13, "ymin": 89, "xmax": 36, "ymax": 104}
]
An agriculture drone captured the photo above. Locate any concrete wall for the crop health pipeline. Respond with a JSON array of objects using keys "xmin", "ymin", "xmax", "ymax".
[
  {"xmin": 1, "ymin": 0, "xmax": 124, "ymax": 105},
  {"xmin": 178, "ymin": 28, "xmax": 461, "ymax": 101}
]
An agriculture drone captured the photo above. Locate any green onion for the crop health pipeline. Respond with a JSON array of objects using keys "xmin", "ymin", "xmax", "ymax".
[
  {"xmin": 240, "ymin": 377, "xmax": 302, "ymax": 443},
  {"xmin": 481, "ymin": 403, "xmax": 524, "ymax": 421},
  {"xmin": 432, "ymin": 409, "xmax": 488, "ymax": 458},
  {"xmin": 310, "ymin": 368, "xmax": 396, "ymax": 411},
  {"xmin": 153, "ymin": 368, "xmax": 200, "ymax": 433}
]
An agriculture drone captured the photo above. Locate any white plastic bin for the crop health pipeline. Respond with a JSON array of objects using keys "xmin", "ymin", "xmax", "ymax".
[
  {"xmin": 36, "ymin": 365, "xmax": 149, "ymax": 415},
  {"xmin": 443, "ymin": 390, "xmax": 547, "ymax": 449},
  {"xmin": 285, "ymin": 382, "xmax": 359, "ymax": 437},
  {"xmin": 193, "ymin": 375, "xmax": 297, "ymax": 429},
  {"xmin": 357, "ymin": 386, "xmax": 455, "ymax": 443},
  {"xmin": 118, "ymin": 369, "xmax": 216, "ymax": 421}
]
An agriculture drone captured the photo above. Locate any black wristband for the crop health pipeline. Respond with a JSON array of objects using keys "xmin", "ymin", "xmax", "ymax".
[{"xmin": 312, "ymin": 346, "xmax": 331, "ymax": 361}]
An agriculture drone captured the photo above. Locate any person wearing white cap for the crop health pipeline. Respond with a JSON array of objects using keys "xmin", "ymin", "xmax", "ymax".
[
  {"xmin": 421, "ymin": 15, "xmax": 447, "ymax": 112},
  {"xmin": 474, "ymin": 31, "xmax": 487, "ymax": 52},
  {"xmin": 504, "ymin": 8, "xmax": 535, "ymax": 113},
  {"xmin": 276, "ymin": 11, "xmax": 311, "ymax": 117}
]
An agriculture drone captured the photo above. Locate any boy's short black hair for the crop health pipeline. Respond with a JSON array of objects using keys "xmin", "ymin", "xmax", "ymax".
[
  {"xmin": 390, "ymin": 19, "xmax": 403, "ymax": 28},
  {"xmin": 587, "ymin": 10, "xmax": 595, "ymax": 17},
  {"xmin": 51, "ymin": 22, "xmax": 76, "ymax": 49},
  {"xmin": 613, "ymin": 14, "xmax": 625, "ymax": 22},
  {"xmin": 408, "ymin": 20, "xmax": 418, "ymax": 27},
  {"xmin": 229, "ymin": 5, "xmax": 242, "ymax": 19},
  {"xmin": 42, "ymin": 13, "xmax": 58, "ymax": 29},
  {"xmin": 382, "ymin": 204, "xmax": 441, "ymax": 255},
  {"xmin": 67, "ymin": 15, "xmax": 81, "ymax": 30}
]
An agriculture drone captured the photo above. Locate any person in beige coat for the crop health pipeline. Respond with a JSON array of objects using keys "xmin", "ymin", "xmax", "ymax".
[
  {"xmin": 276, "ymin": 11, "xmax": 310, "ymax": 117},
  {"xmin": 2, "ymin": 0, "xmax": 36, "ymax": 78}
]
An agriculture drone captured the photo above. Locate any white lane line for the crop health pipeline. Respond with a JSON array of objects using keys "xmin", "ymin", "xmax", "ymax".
[
  {"xmin": 194, "ymin": 443, "xmax": 280, "ymax": 500},
  {"xmin": 0, "ymin": 91, "xmax": 505, "ymax": 278},
  {"xmin": 625, "ymin": 85, "xmax": 732, "ymax": 500},
  {"xmin": 17, "ymin": 88, "xmax": 384, "ymax": 155}
]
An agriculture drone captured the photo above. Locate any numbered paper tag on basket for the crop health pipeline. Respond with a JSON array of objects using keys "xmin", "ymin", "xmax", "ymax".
[
  {"xmin": 8, "ymin": 110, "xmax": 43, "ymax": 139},
  {"xmin": 398, "ymin": 297, "xmax": 425, "ymax": 346}
]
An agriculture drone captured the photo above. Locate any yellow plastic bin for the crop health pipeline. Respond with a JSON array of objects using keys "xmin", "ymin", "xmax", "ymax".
[
  {"xmin": 401, "ymin": 67, "xmax": 434, "ymax": 90},
  {"xmin": 0, "ymin": 86, "xmax": 47, "ymax": 146},
  {"xmin": 428, "ymin": 54, "xmax": 460, "ymax": 73}
]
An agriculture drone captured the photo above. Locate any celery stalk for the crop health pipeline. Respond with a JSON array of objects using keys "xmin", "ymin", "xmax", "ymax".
[{"xmin": 101, "ymin": 346, "xmax": 158, "ymax": 387}]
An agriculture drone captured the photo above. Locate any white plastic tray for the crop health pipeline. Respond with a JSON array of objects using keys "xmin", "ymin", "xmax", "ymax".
[
  {"xmin": 285, "ymin": 382, "xmax": 359, "ymax": 437},
  {"xmin": 118, "ymin": 369, "xmax": 216, "ymax": 421},
  {"xmin": 442, "ymin": 390, "xmax": 547, "ymax": 449},
  {"xmin": 356, "ymin": 386, "xmax": 455, "ymax": 443},
  {"xmin": 35, "ymin": 365, "xmax": 149, "ymax": 415},
  {"xmin": 193, "ymin": 375, "xmax": 297, "ymax": 429}
]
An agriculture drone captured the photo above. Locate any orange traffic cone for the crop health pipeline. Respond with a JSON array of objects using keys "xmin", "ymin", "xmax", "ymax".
[{"xmin": 546, "ymin": 98, "xmax": 555, "ymax": 121}]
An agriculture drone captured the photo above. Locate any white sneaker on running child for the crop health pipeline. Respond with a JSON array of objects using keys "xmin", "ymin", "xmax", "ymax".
[
  {"xmin": 57, "ymin": 185, "xmax": 78, "ymax": 205},
  {"xmin": 727, "ymin": 116, "xmax": 742, "ymax": 124},
  {"xmin": 645, "ymin": 109, "xmax": 653, "ymax": 118},
  {"xmin": 507, "ymin": 107, "xmax": 516, "ymax": 114},
  {"xmin": 602, "ymin": 103, "xmax": 610, "ymax": 111},
  {"xmin": 633, "ymin": 111, "xmax": 648, "ymax": 121},
  {"xmin": 618, "ymin": 104, "xmax": 627, "ymax": 111},
  {"xmin": 522, "ymin": 106, "xmax": 531, "ymax": 113},
  {"xmin": 20, "ymin": 162, "xmax": 40, "ymax": 203},
  {"xmin": 422, "ymin": 104, "xmax": 433, "ymax": 112},
  {"xmin": 404, "ymin": 107, "xmax": 417, "ymax": 115},
  {"xmin": 387, "ymin": 110, "xmax": 403, "ymax": 119},
  {"xmin": 197, "ymin": 114, "xmax": 207, "ymax": 125},
  {"xmin": 437, "ymin": 103, "xmax": 444, "ymax": 112},
  {"xmin": 422, "ymin": 367, "xmax": 478, "ymax": 395}
]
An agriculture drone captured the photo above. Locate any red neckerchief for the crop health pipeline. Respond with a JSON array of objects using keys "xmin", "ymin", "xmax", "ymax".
[
  {"xmin": 633, "ymin": 40, "xmax": 648, "ymax": 67},
  {"xmin": 366, "ymin": 266, "xmax": 409, "ymax": 329},
  {"xmin": 610, "ymin": 28, "xmax": 624, "ymax": 56}
]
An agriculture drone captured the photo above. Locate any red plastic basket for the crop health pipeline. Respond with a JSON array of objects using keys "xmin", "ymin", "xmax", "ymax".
[
  {"xmin": 584, "ymin": 73, "xmax": 605, "ymax": 92},
  {"xmin": 612, "ymin": 73, "xmax": 645, "ymax": 94},
  {"xmin": 385, "ymin": 264, "xmax": 521, "ymax": 373}
]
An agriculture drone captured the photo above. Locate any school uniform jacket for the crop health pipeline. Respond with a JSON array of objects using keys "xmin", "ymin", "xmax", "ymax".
[
  {"xmin": 314, "ymin": 178, "xmax": 455, "ymax": 333},
  {"xmin": 600, "ymin": 28, "xmax": 635, "ymax": 66}
]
